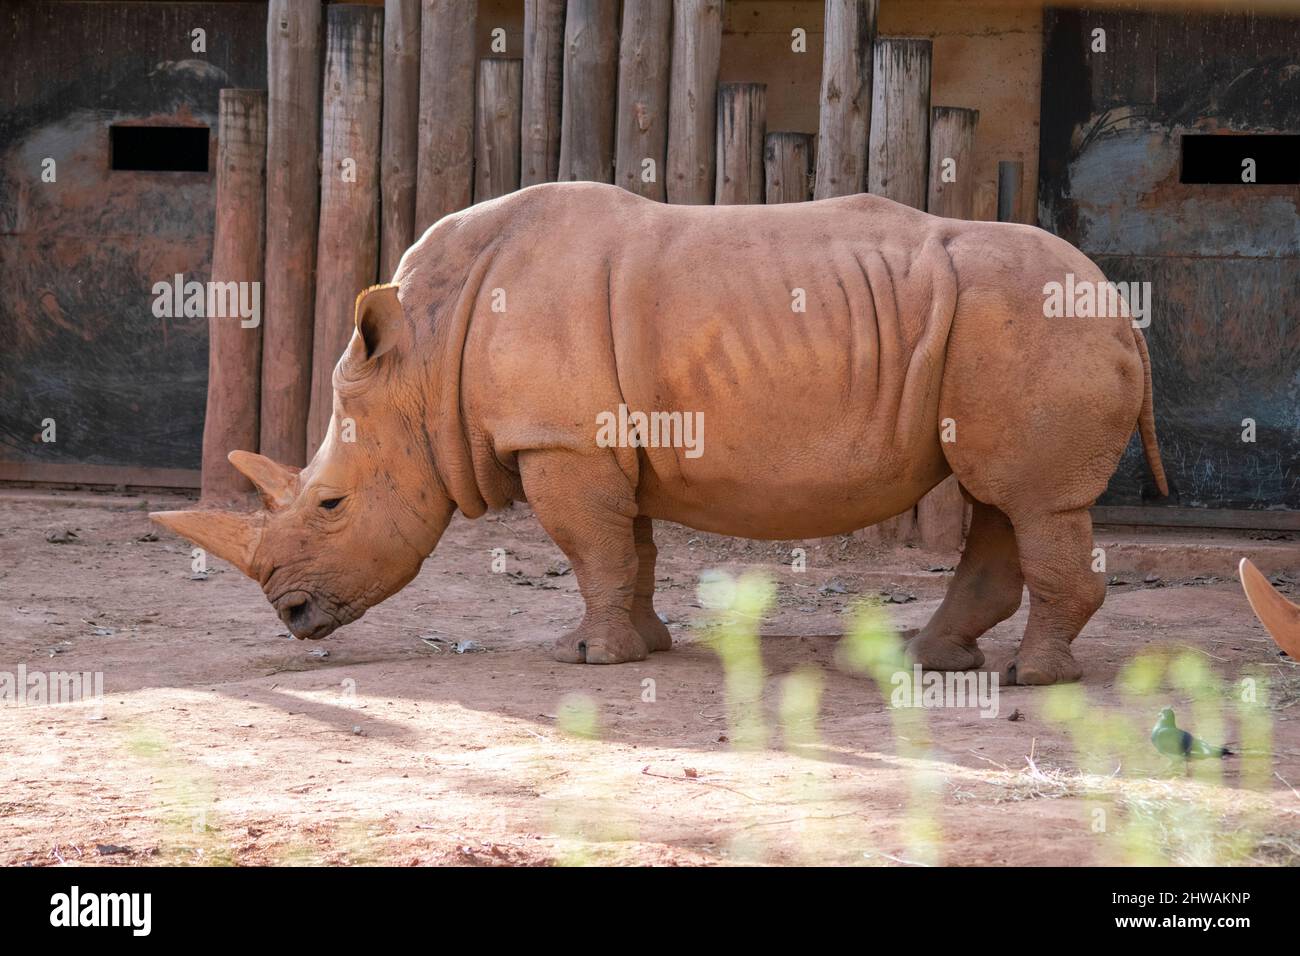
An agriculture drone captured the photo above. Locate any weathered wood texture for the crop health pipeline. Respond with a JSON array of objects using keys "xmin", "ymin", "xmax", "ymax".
[
  {"xmin": 926, "ymin": 107, "xmax": 978, "ymax": 219},
  {"xmin": 666, "ymin": 0, "xmax": 722, "ymax": 203},
  {"xmin": 558, "ymin": 0, "xmax": 619, "ymax": 183},
  {"xmin": 308, "ymin": 4, "xmax": 383, "ymax": 457},
  {"xmin": 202, "ymin": 89, "xmax": 267, "ymax": 502},
  {"xmin": 416, "ymin": 0, "xmax": 477, "ymax": 230},
  {"xmin": 521, "ymin": 0, "xmax": 566, "ymax": 187},
  {"xmin": 715, "ymin": 82, "xmax": 766, "ymax": 204},
  {"xmin": 997, "ymin": 159, "xmax": 1024, "ymax": 223},
  {"xmin": 915, "ymin": 106, "xmax": 978, "ymax": 551},
  {"xmin": 614, "ymin": 0, "xmax": 672, "ymax": 200},
  {"xmin": 764, "ymin": 131, "xmax": 814, "ymax": 203},
  {"xmin": 475, "ymin": 58, "xmax": 523, "ymax": 201},
  {"xmin": 261, "ymin": 0, "xmax": 322, "ymax": 467},
  {"xmin": 814, "ymin": 0, "xmax": 876, "ymax": 199},
  {"xmin": 868, "ymin": 36, "xmax": 931, "ymax": 208},
  {"xmin": 380, "ymin": 0, "xmax": 421, "ymax": 278}
]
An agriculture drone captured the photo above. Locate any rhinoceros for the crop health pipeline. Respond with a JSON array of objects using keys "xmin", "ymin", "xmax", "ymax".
[{"xmin": 153, "ymin": 181, "xmax": 1169, "ymax": 684}]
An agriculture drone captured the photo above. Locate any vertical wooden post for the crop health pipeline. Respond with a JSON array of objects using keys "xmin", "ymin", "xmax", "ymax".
[
  {"xmin": 558, "ymin": 0, "xmax": 619, "ymax": 183},
  {"xmin": 916, "ymin": 106, "xmax": 978, "ymax": 552},
  {"xmin": 759, "ymin": 132, "xmax": 811, "ymax": 202},
  {"xmin": 380, "ymin": 0, "xmax": 421, "ymax": 278},
  {"xmin": 868, "ymin": 37, "xmax": 932, "ymax": 209},
  {"xmin": 521, "ymin": 0, "xmax": 566, "ymax": 187},
  {"xmin": 866, "ymin": 36, "xmax": 930, "ymax": 545},
  {"xmin": 475, "ymin": 58, "xmax": 523, "ymax": 202},
  {"xmin": 926, "ymin": 107, "xmax": 978, "ymax": 218},
  {"xmin": 764, "ymin": 132, "xmax": 813, "ymax": 203},
  {"xmin": 307, "ymin": 4, "xmax": 384, "ymax": 457},
  {"xmin": 202, "ymin": 89, "xmax": 267, "ymax": 502},
  {"xmin": 998, "ymin": 159, "xmax": 1025, "ymax": 223},
  {"xmin": 260, "ymin": 0, "xmax": 321, "ymax": 467},
  {"xmin": 416, "ymin": 0, "xmax": 477, "ymax": 231},
  {"xmin": 614, "ymin": 0, "xmax": 672, "ymax": 200},
  {"xmin": 815, "ymin": 0, "xmax": 876, "ymax": 199},
  {"xmin": 666, "ymin": 0, "xmax": 722, "ymax": 204},
  {"xmin": 715, "ymin": 83, "xmax": 766, "ymax": 204}
]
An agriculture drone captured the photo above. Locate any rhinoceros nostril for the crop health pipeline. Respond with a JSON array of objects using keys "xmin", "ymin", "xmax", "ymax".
[{"xmin": 279, "ymin": 597, "xmax": 311, "ymax": 628}]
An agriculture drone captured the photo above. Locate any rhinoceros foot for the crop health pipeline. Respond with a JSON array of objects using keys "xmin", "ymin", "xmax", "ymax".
[
  {"xmin": 631, "ymin": 606, "xmax": 672, "ymax": 653},
  {"xmin": 906, "ymin": 630, "xmax": 986, "ymax": 672},
  {"xmin": 1001, "ymin": 647, "xmax": 1083, "ymax": 686},
  {"xmin": 553, "ymin": 619, "xmax": 650, "ymax": 664}
]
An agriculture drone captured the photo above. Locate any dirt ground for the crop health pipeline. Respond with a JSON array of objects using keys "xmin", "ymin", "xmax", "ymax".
[{"xmin": 1, "ymin": 489, "xmax": 1298, "ymax": 867}]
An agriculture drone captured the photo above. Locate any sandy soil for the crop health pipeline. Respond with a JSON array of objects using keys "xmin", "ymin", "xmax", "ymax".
[{"xmin": 1, "ymin": 490, "xmax": 1297, "ymax": 867}]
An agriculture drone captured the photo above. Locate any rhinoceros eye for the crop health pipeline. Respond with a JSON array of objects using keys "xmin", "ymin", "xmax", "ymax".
[{"xmin": 320, "ymin": 496, "xmax": 345, "ymax": 511}]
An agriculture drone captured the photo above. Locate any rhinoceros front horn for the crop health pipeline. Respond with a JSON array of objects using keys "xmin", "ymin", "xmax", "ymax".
[
  {"xmin": 228, "ymin": 450, "xmax": 298, "ymax": 511},
  {"xmin": 1239, "ymin": 557, "xmax": 1300, "ymax": 660},
  {"xmin": 150, "ymin": 508, "xmax": 264, "ymax": 579}
]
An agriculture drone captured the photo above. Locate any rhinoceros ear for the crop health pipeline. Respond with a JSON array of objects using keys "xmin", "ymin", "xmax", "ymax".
[
  {"xmin": 228, "ymin": 450, "xmax": 298, "ymax": 511},
  {"xmin": 1240, "ymin": 557, "xmax": 1300, "ymax": 660},
  {"xmin": 149, "ymin": 509, "xmax": 263, "ymax": 579},
  {"xmin": 352, "ymin": 284, "xmax": 405, "ymax": 363}
]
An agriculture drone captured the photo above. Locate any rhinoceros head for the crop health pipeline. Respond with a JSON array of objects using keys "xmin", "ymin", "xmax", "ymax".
[{"xmin": 151, "ymin": 284, "xmax": 454, "ymax": 640}]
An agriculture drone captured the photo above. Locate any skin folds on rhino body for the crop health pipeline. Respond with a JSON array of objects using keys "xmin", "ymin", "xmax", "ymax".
[{"xmin": 154, "ymin": 181, "xmax": 1170, "ymax": 685}]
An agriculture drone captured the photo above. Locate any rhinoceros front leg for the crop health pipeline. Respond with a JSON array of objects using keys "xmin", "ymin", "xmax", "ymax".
[
  {"xmin": 632, "ymin": 516, "xmax": 672, "ymax": 652},
  {"xmin": 520, "ymin": 450, "xmax": 649, "ymax": 664}
]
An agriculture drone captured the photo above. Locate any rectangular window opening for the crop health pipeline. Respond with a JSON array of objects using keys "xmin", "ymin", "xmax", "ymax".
[
  {"xmin": 110, "ymin": 125, "xmax": 210, "ymax": 172},
  {"xmin": 1180, "ymin": 134, "xmax": 1300, "ymax": 185}
]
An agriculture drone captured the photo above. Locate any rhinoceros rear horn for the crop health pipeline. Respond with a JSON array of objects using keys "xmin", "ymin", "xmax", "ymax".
[
  {"xmin": 1240, "ymin": 557, "xmax": 1300, "ymax": 660},
  {"xmin": 149, "ymin": 508, "xmax": 263, "ymax": 578},
  {"xmin": 228, "ymin": 450, "xmax": 299, "ymax": 511}
]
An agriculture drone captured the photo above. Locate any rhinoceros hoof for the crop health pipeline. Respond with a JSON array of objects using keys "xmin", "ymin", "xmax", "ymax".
[
  {"xmin": 1002, "ymin": 649, "xmax": 1083, "ymax": 686},
  {"xmin": 553, "ymin": 621, "xmax": 649, "ymax": 664},
  {"xmin": 906, "ymin": 631, "xmax": 985, "ymax": 672},
  {"xmin": 631, "ymin": 607, "xmax": 672, "ymax": 653}
]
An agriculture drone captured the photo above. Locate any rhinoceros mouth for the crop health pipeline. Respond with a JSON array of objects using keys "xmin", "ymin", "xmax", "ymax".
[{"xmin": 272, "ymin": 590, "xmax": 345, "ymax": 640}]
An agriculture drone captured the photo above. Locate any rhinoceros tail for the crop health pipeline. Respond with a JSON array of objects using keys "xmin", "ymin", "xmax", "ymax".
[{"xmin": 1132, "ymin": 327, "xmax": 1169, "ymax": 498}]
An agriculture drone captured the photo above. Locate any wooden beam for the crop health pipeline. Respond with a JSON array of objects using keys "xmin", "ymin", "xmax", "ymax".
[
  {"xmin": 416, "ymin": 0, "xmax": 477, "ymax": 230},
  {"xmin": 926, "ymin": 106, "xmax": 979, "ymax": 219},
  {"xmin": 815, "ymin": 0, "xmax": 877, "ymax": 199},
  {"xmin": 997, "ymin": 159, "xmax": 1025, "ymax": 223},
  {"xmin": 614, "ymin": 0, "xmax": 672, "ymax": 200},
  {"xmin": 764, "ymin": 131, "xmax": 814, "ymax": 204},
  {"xmin": 915, "ymin": 105, "xmax": 978, "ymax": 552},
  {"xmin": 868, "ymin": 36, "xmax": 932, "ymax": 209},
  {"xmin": 521, "ymin": 0, "xmax": 566, "ymax": 187},
  {"xmin": 715, "ymin": 82, "xmax": 766, "ymax": 204},
  {"xmin": 475, "ymin": 58, "xmax": 523, "ymax": 202},
  {"xmin": 260, "ymin": 0, "xmax": 322, "ymax": 467},
  {"xmin": 379, "ymin": 0, "xmax": 421, "ymax": 279},
  {"xmin": 0, "ymin": 462, "xmax": 201, "ymax": 490},
  {"xmin": 202, "ymin": 89, "xmax": 266, "ymax": 503},
  {"xmin": 558, "ymin": 0, "xmax": 619, "ymax": 183},
  {"xmin": 1092, "ymin": 506, "xmax": 1300, "ymax": 532},
  {"xmin": 307, "ymin": 4, "xmax": 383, "ymax": 457},
  {"xmin": 666, "ymin": 0, "xmax": 722, "ymax": 204},
  {"xmin": 865, "ymin": 36, "xmax": 931, "ymax": 545}
]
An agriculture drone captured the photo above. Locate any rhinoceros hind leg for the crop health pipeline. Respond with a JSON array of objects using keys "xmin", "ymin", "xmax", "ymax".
[
  {"xmin": 1001, "ymin": 508, "xmax": 1100, "ymax": 685},
  {"xmin": 631, "ymin": 515, "xmax": 672, "ymax": 652},
  {"xmin": 908, "ymin": 499, "xmax": 1022, "ymax": 671},
  {"xmin": 521, "ymin": 450, "xmax": 649, "ymax": 664}
]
